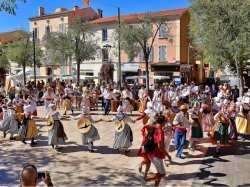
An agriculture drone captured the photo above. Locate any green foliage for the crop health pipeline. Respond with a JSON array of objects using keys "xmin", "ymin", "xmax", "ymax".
[
  {"xmin": 0, "ymin": 46, "xmax": 9, "ymax": 66},
  {"xmin": 7, "ymin": 30, "xmax": 43, "ymax": 84},
  {"xmin": 0, "ymin": 0, "xmax": 26, "ymax": 15},
  {"xmin": 189, "ymin": 0, "xmax": 250, "ymax": 95},
  {"xmin": 44, "ymin": 16, "xmax": 99, "ymax": 84}
]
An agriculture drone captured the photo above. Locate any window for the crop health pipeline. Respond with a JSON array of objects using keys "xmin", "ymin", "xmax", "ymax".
[
  {"xmin": 159, "ymin": 45, "xmax": 166, "ymax": 62},
  {"xmin": 159, "ymin": 23, "xmax": 167, "ymax": 38},
  {"xmin": 148, "ymin": 46, "xmax": 153, "ymax": 62},
  {"xmin": 139, "ymin": 46, "xmax": 153, "ymax": 62},
  {"xmin": 102, "ymin": 48, "xmax": 109, "ymax": 62},
  {"xmin": 59, "ymin": 23, "xmax": 67, "ymax": 33},
  {"xmin": 33, "ymin": 28, "xmax": 39, "ymax": 39},
  {"xmin": 102, "ymin": 29, "xmax": 108, "ymax": 41},
  {"xmin": 45, "ymin": 25, "xmax": 51, "ymax": 35}
]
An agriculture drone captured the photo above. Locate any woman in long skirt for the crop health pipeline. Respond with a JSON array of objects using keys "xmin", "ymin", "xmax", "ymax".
[
  {"xmin": 235, "ymin": 104, "xmax": 250, "ymax": 140},
  {"xmin": 71, "ymin": 106, "xmax": 101, "ymax": 152},
  {"xmin": 105, "ymin": 105, "xmax": 134, "ymax": 153},
  {"xmin": 46, "ymin": 104, "xmax": 67, "ymax": 150},
  {"xmin": 188, "ymin": 101, "xmax": 203, "ymax": 151},
  {"xmin": 210, "ymin": 105, "xmax": 231, "ymax": 154},
  {"xmin": 18, "ymin": 105, "xmax": 38, "ymax": 145}
]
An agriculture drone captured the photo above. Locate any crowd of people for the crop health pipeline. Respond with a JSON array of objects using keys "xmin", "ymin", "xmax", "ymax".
[{"xmin": 0, "ymin": 78, "xmax": 250, "ymax": 186}]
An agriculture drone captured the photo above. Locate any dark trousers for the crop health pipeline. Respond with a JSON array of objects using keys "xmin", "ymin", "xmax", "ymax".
[{"xmin": 104, "ymin": 99, "xmax": 111, "ymax": 115}]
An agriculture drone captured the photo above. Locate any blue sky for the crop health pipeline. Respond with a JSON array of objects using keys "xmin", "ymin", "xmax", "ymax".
[{"xmin": 0, "ymin": 0, "xmax": 190, "ymax": 33}]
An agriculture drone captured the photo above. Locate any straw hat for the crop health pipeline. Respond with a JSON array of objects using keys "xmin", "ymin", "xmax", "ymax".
[
  {"xmin": 77, "ymin": 117, "xmax": 92, "ymax": 133},
  {"xmin": 46, "ymin": 115, "xmax": 54, "ymax": 131},
  {"xmin": 179, "ymin": 105, "xmax": 188, "ymax": 110},
  {"xmin": 114, "ymin": 120, "xmax": 125, "ymax": 132}
]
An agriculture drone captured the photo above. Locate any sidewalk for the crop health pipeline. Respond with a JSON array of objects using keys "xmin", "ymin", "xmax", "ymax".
[{"xmin": 0, "ymin": 106, "xmax": 249, "ymax": 186}]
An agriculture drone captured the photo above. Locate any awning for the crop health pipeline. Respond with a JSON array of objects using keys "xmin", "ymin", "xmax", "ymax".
[
  {"xmin": 121, "ymin": 63, "xmax": 139, "ymax": 72},
  {"xmin": 151, "ymin": 63, "xmax": 180, "ymax": 72},
  {"xmin": 80, "ymin": 76, "xmax": 102, "ymax": 80},
  {"xmin": 125, "ymin": 75, "xmax": 170, "ymax": 80}
]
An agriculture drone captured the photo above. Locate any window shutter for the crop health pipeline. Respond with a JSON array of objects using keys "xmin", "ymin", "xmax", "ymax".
[
  {"xmin": 149, "ymin": 47, "xmax": 153, "ymax": 62},
  {"xmin": 164, "ymin": 46, "xmax": 167, "ymax": 61}
]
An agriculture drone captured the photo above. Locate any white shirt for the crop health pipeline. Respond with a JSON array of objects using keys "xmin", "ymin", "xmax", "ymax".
[
  {"xmin": 138, "ymin": 89, "xmax": 145, "ymax": 100},
  {"xmin": 173, "ymin": 111, "xmax": 189, "ymax": 129},
  {"xmin": 104, "ymin": 91, "xmax": 117, "ymax": 100}
]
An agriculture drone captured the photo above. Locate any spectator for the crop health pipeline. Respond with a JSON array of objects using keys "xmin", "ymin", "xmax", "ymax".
[{"xmin": 20, "ymin": 164, "xmax": 53, "ymax": 187}]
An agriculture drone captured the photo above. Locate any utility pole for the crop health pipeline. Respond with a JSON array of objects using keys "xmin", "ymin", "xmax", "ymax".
[
  {"xmin": 118, "ymin": 7, "xmax": 122, "ymax": 89},
  {"xmin": 33, "ymin": 31, "xmax": 36, "ymax": 85}
]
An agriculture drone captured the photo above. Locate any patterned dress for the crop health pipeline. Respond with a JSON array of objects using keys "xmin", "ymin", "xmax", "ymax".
[{"xmin": 112, "ymin": 113, "xmax": 133, "ymax": 150}]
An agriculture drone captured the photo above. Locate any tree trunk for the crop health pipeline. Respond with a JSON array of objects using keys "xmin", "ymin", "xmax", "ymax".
[
  {"xmin": 235, "ymin": 59, "xmax": 244, "ymax": 97},
  {"xmin": 145, "ymin": 58, "xmax": 150, "ymax": 90},
  {"xmin": 77, "ymin": 61, "xmax": 80, "ymax": 85},
  {"xmin": 22, "ymin": 63, "xmax": 26, "ymax": 86}
]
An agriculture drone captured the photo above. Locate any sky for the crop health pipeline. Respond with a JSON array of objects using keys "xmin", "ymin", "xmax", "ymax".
[{"xmin": 0, "ymin": 0, "xmax": 190, "ymax": 33}]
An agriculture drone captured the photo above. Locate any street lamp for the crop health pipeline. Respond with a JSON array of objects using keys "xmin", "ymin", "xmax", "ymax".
[
  {"xmin": 187, "ymin": 42, "xmax": 193, "ymax": 84},
  {"xmin": 103, "ymin": 44, "xmax": 112, "ymax": 63}
]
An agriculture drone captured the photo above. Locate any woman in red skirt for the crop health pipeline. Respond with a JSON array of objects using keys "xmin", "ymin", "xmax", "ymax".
[{"xmin": 137, "ymin": 117, "xmax": 156, "ymax": 178}]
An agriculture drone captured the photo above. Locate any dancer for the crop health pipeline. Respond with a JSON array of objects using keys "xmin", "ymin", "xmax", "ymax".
[
  {"xmin": 105, "ymin": 105, "xmax": 134, "ymax": 153},
  {"xmin": 62, "ymin": 88, "xmax": 74, "ymax": 115},
  {"xmin": 210, "ymin": 105, "xmax": 231, "ymax": 154},
  {"xmin": 46, "ymin": 104, "xmax": 68, "ymax": 150},
  {"xmin": 173, "ymin": 105, "xmax": 190, "ymax": 158},
  {"xmin": 137, "ymin": 117, "xmax": 156, "ymax": 178},
  {"xmin": 71, "ymin": 106, "xmax": 101, "ymax": 152},
  {"xmin": 13, "ymin": 93, "xmax": 24, "ymax": 121},
  {"xmin": 135, "ymin": 102, "xmax": 159, "ymax": 125},
  {"xmin": 188, "ymin": 102, "xmax": 203, "ymax": 151},
  {"xmin": 235, "ymin": 103, "xmax": 250, "ymax": 140},
  {"xmin": 18, "ymin": 104, "xmax": 39, "ymax": 145},
  {"xmin": 42, "ymin": 87, "xmax": 56, "ymax": 116}
]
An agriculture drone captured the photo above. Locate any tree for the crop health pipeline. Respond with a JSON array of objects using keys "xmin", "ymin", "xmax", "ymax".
[
  {"xmin": 0, "ymin": 0, "xmax": 26, "ymax": 14},
  {"xmin": 100, "ymin": 63, "xmax": 115, "ymax": 84},
  {"xmin": 189, "ymin": 0, "xmax": 250, "ymax": 96},
  {"xmin": 119, "ymin": 13, "xmax": 172, "ymax": 89},
  {"xmin": 0, "ymin": 46, "xmax": 9, "ymax": 66},
  {"xmin": 7, "ymin": 30, "xmax": 42, "ymax": 85},
  {"xmin": 44, "ymin": 16, "xmax": 99, "ymax": 85}
]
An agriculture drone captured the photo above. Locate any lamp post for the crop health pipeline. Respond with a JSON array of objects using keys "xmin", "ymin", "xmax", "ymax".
[
  {"xmin": 32, "ymin": 31, "xmax": 36, "ymax": 85},
  {"xmin": 187, "ymin": 43, "xmax": 193, "ymax": 84},
  {"xmin": 103, "ymin": 44, "xmax": 112, "ymax": 62}
]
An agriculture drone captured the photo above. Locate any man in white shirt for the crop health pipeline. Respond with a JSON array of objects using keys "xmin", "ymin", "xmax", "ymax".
[
  {"xmin": 138, "ymin": 85, "xmax": 145, "ymax": 102},
  {"xmin": 103, "ymin": 87, "xmax": 117, "ymax": 115},
  {"xmin": 173, "ymin": 105, "xmax": 189, "ymax": 158}
]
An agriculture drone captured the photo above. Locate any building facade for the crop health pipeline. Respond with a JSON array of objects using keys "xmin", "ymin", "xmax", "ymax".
[
  {"xmin": 29, "ymin": 6, "xmax": 100, "ymax": 81},
  {"xmin": 90, "ymin": 8, "xmax": 196, "ymax": 85}
]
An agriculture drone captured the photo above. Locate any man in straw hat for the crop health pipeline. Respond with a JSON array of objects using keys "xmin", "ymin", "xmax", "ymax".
[
  {"xmin": 71, "ymin": 106, "xmax": 101, "ymax": 152},
  {"xmin": 46, "ymin": 104, "xmax": 68, "ymax": 150},
  {"xmin": 173, "ymin": 104, "xmax": 189, "ymax": 158}
]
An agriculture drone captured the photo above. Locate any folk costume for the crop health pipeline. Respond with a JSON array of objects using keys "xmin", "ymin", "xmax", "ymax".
[
  {"xmin": 235, "ymin": 104, "xmax": 250, "ymax": 137},
  {"xmin": 188, "ymin": 103, "xmax": 203, "ymax": 151},
  {"xmin": 13, "ymin": 94, "xmax": 24, "ymax": 121},
  {"xmin": 42, "ymin": 87, "xmax": 56, "ymax": 116},
  {"xmin": 136, "ymin": 102, "xmax": 159, "ymax": 125},
  {"xmin": 210, "ymin": 107, "xmax": 231, "ymax": 153},
  {"xmin": 200, "ymin": 101, "xmax": 214, "ymax": 135},
  {"xmin": 152, "ymin": 88, "xmax": 164, "ymax": 112},
  {"xmin": 18, "ymin": 105, "xmax": 39, "ymax": 145},
  {"xmin": 63, "ymin": 88, "xmax": 74, "ymax": 115},
  {"xmin": 72, "ymin": 106, "xmax": 100, "ymax": 152},
  {"xmin": 112, "ymin": 106, "xmax": 133, "ymax": 153},
  {"xmin": 0, "ymin": 106, "xmax": 19, "ymax": 139},
  {"xmin": 46, "ymin": 104, "xmax": 67, "ymax": 149},
  {"xmin": 173, "ymin": 105, "xmax": 190, "ymax": 158},
  {"xmin": 138, "ymin": 90, "xmax": 150, "ymax": 113}
]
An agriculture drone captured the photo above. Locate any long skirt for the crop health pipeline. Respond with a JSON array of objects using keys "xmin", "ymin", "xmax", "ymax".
[
  {"xmin": 18, "ymin": 119, "xmax": 38, "ymax": 139},
  {"xmin": 191, "ymin": 123, "xmax": 203, "ymax": 139},
  {"xmin": 210, "ymin": 122, "xmax": 230, "ymax": 146},
  {"xmin": 0, "ymin": 117, "xmax": 12, "ymax": 132},
  {"xmin": 63, "ymin": 99, "xmax": 71, "ymax": 111},
  {"xmin": 229, "ymin": 119, "xmax": 237, "ymax": 140},
  {"xmin": 201, "ymin": 113, "xmax": 214, "ymax": 133},
  {"xmin": 113, "ymin": 124, "xmax": 133, "ymax": 149},
  {"xmin": 48, "ymin": 120, "xmax": 67, "ymax": 145},
  {"xmin": 6, "ymin": 118, "xmax": 19, "ymax": 135},
  {"xmin": 236, "ymin": 115, "xmax": 250, "ymax": 135},
  {"xmin": 81, "ymin": 125, "xmax": 100, "ymax": 145}
]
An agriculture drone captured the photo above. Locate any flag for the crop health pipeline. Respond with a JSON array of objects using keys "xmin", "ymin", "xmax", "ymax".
[{"xmin": 83, "ymin": 0, "xmax": 90, "ymax": 5}]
